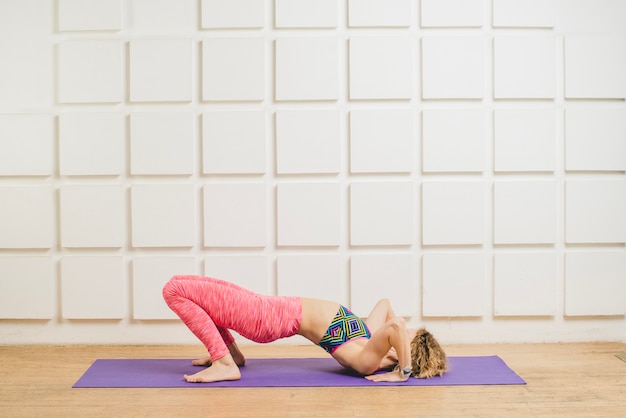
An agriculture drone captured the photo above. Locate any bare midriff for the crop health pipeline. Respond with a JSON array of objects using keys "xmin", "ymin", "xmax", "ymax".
[{"xmin": 297, "ymin": 297, "xmax": 341, "ymax": 344}]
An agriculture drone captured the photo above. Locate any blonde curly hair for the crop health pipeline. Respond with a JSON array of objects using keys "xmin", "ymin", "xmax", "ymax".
[{"xmin": 409, "ymin": 328, "xmax": 447, "ymax": 378}]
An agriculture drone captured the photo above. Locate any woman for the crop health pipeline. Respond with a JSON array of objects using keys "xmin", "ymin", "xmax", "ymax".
[{"xmin": 162, "ymin": 275, "xmax": 447, "ymax": 383}]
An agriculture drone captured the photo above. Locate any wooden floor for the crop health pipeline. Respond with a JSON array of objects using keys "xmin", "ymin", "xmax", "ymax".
[{"xmin": 1, "ymin": 342, "xmax": 625, "ymax": 417}]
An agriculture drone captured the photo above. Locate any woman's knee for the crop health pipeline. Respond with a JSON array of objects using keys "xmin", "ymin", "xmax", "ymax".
[{"xmin": 162, "ymin": 275, "xmax": 183, "ymax": 304}]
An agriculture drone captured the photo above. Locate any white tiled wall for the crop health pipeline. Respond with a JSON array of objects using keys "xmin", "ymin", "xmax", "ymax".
[{"xmin": 0, "ymin": 0, "xmax": 624, "ymax": 345}]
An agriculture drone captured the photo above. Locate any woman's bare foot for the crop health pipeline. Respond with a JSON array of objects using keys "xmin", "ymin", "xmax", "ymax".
[
  {"xmin": 191, "ymin": 356, "xmax": 212, "ymax": 367},
  {"xmin": 191, "ymin": 343, "xmax": 245, "ymax": 369},
  {"xmin": 184, "ymin": 356, "xmax": 241, "ymax": 383}
]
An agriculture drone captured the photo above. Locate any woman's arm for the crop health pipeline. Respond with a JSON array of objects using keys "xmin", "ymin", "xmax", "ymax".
[
  {"xmin": 363, "ymin": 298, "xmax": 395, "ymax": 334},
  {"xmin": 350, "ymin": 316, "xmax": 412, "ymax": 382},
  {"xmin": 363, "ymin": 299, "xmax": 406, "ymax": 371}
]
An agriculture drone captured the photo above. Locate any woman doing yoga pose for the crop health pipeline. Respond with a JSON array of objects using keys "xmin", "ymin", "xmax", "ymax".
[{"xmin": 163, "ymin": 275, "xmax": 447, "ymax": 383}]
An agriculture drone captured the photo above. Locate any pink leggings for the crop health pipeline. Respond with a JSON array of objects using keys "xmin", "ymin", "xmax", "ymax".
[{"xmin": 162, "ymin": 275, "xmax": 302, "ymax": 361}]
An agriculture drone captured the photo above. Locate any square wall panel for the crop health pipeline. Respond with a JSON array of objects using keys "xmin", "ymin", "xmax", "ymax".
[
  {"xmin": 0, "ymin": 257, "xmax": 54, "ymax": 319},
  {"xmin": 203, "ymin": 183, "xmax": 267, "ymax": 248},
  {"xmin": 565, "ymin": 180, "xmax": 626, "ymax": 244},
  {"xmin": 131, "ymin": 184, "xmax": 195, "ymax": 247},
  {"xmin": 494, "ymin": 109, "xmax": 556, "ymax": 172},
  {"xmin": 565, "ymin": 252, "xmax": 626, "ymax": 316},
  {"xmin": 277, "ymin": 255, "xmax": 341, "ymax": 300},
  {"xmin": 422, "ymin": 109, "xmax": 485, "ymax": 173},
  {"xmin": 276, "ymin": 110, "xmax": 340, "ymax": 174},
  {"xmin": 493, "ymin": 0, "xmax": 556, "ymax": 27},
  {"xmin": 133, "ymin": 256, "xmax": 196, "ymax": 320},
  {"xmin": 420, "ymin": 0, "xmax": 483, "ymax": 27},
  {"xmin": 0, "ymin": 186, "xmax": 54, "ymax": 249},
  {"xmin": 59, "ymin": 112, "xmax": 124, "ymax": 176},
  {"xmin": 494, "ymin": 253, "xmax": 556, "ymax": 316},
  {"xmin": 565, "ymin": 108, "xmax": 626, "ymax": 171},
  {"xmin": 422, "ymin": 181, "xmax": 484, "ymax": 245},
  {"xmin": 130, "ymin": 111, "xmax": 194, "ymax": 175},
  {"xmin": 350, "ymin": 109, "xmax": 414, "ymax": 173},
  {"xmin": 558, "ymin": 0, "xmax": 626, "ymax": 34},
  {"xmin": 202, "ymin": 38, "xmax": 265, "ymax": 101},
  {"xmin": 201, "ymin": 0, "xmax": 264, "ymax": 28},
  {"xmin": 348, "ymin": 0, "xmax": 411, "ymax": 27},
  {"xmin": 276, "ymin": 0, "xmax": 338, "ymax": 28},
  {"xmin": 129, "ymin": 0, "xmax": 195, "ymax": 33},
  {"xmin": 204, "ymin": 256, "xmax": 269, "ymax": 295},
  {"xmin": 58, "ymin": 0, "xmax": 121, "ymax": 31},
  {"xmin": 130, "ymin": 39, "xmax": 192, "ymax": 102},
  {"xmin": 2, "ymin": 1, "xmax": 50, "ymax": 35},
  {"xmin": 349, "ymin": 37, "xmax": 413, "ymax": 100},
  {"xmin": 277, "ymin": 182, "xmax": 341, "ymax": 246},
  {"xmin": 0, "ymin": 115, "xmax": 53, "ymax": 176},
  {"xmin": 58, "ymin": 40, "xmax": 122, "ymax": 103},
  {"xmin": 350, "ymin": 182, "xmax": 414, "ymax": 246},
  {"xmin": 203, "ymin": 111, "xmax": 266, "ymax": 174},
  {"xmin": 60, "ymin": 185, "xmax": 124, "ymax": 248},
  {"xmin": 422, "ymin": 253, "xmax": 484, "ymax": 317},
  {"xmin": 494, "ymin": 181, "xmax": 557, "ymax": 245},
  {"xmin": 276, "ymin": 37, "xmax": 339, "ymax": 101},
  {"xmin": 61, "ymin": 256, "xmax": 125, "ymax": 319},
  {"xmin": 494, "ymin": 36, "xmax": 556, "ymax": 99},
  {"xmin": 565, "ymin": 35, "xmax": 626, "ymax": 99},
  {"xmin": 422, "ymin": 36, "xmax": 484, "ymax": 99},
  {"xmin": 0, "ymin": 1, "xmax": 53, "ymax": 109},
  {"xmin": 350, "ymin": 254, "xmax": 416, "ymax": 316}
]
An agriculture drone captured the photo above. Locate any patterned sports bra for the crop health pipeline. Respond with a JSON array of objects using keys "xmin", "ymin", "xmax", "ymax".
[{"xmin": 318, "ymin": 305, "xmax": 372, "ymax": 354}]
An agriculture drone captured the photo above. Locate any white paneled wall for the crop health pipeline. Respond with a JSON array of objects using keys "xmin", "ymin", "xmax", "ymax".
[{"xmin": 0, "ymin": 0, "xmax": 624, "ymax": 345}]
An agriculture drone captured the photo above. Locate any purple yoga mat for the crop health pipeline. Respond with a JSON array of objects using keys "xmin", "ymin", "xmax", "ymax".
[{"xmin": 73, "ymin": 356, "xmax": 525, "ymax": 388}]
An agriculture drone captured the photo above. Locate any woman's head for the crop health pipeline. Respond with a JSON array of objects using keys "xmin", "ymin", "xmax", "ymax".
[{"xmin": 409, "ymin": 328, "xmax": 447, "ymax": 378}]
